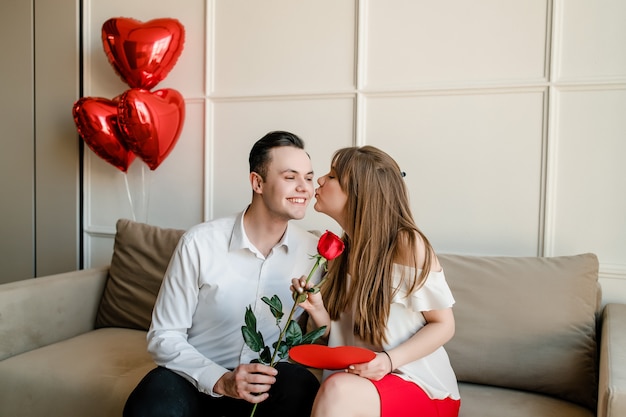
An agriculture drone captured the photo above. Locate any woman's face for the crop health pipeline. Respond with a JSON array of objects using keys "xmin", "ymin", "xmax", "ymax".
[{"xmin": 314, "ymin": 167, "xmax": 348, "ymax": 227}]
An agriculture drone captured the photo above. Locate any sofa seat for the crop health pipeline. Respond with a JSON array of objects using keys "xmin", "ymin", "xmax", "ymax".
[
  {"xmin": 1, "ymin": 219, "xmax": 625, "ymax": 417},
  {"xmin": 458, "ymin": 383, "xmax": 594, "ymax": 417},
  {"xmin": 0, "ymin": 328, "xmax": 153, "ymax": 417}
]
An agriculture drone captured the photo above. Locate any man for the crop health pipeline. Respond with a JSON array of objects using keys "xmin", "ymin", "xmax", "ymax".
[{"xmin": 124, "ymin": 131, "xmax": 321, "ymax": 417}]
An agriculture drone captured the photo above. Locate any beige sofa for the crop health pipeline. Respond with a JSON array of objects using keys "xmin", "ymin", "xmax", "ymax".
[{"xmin": 0, "ymin": 219, "xmax": 624, "ymax": 417}]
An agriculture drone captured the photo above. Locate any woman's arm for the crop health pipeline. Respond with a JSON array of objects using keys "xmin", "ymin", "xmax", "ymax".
[
  {"xmin": 386, "ymin": 307, "xmax": 455, "ymax": 370},
  {"xmin": 347, "ymin": 307, "xmax": 455, "ymax": 381}
]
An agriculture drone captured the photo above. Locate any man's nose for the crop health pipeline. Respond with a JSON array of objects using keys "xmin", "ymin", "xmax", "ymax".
[{"xmin": 295, "ymin": 177, "xmax": 309, "ymax": 191}]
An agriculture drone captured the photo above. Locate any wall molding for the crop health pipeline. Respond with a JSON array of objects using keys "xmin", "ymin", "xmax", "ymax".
[{"xmin": 601, "ymin": 264, "xmax": 626, "ymax": 281}]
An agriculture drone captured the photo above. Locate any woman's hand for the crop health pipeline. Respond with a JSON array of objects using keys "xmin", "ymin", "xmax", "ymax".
[
  {"xmin": 345, "ymin": 351, "xmax": 394, "ymax": 381},
  {"xmin": 290, "ymin": 275, "xmax": 325, "ymax": 312},
  {"xmin": 291, "ymin": 275, "xmax": 331, "ymax": 337}
]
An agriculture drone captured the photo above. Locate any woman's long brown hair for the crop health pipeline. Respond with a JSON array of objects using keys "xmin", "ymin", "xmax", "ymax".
[{"xmin": 322, "ymin": 146, "xmax": 433, "ymax": 347}]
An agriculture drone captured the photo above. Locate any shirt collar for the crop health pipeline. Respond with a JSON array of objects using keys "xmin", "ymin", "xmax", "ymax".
[{"xmin": 229, "ymin": 209, "xmax": 290, "ymax": 257}]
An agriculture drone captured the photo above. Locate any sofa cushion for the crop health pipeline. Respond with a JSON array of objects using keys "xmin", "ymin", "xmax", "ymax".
[
  {"xmin": 0, "ymin": 328, "xmax": 155, "ymax": 417},
  {"xmin": 95, "ymin": 219, "xmax": 185, "ymax": 330},
  {"xmin": 441, "ymin": 253, "xmax": 599, "ymax": 410},
  {"xmin": 457, "ymin": 382, "xmax": 594, "ymax": 417}
]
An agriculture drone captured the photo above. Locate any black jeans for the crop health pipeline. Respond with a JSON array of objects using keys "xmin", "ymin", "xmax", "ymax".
[{"xmin": 123, "ymin": 363, "xmax": 320, "ymax": 417}]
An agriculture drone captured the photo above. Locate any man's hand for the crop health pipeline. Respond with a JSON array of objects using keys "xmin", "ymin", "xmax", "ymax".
[{"xmin": 214, "ymin": 363, "xmax": 278, "ymax": 403}]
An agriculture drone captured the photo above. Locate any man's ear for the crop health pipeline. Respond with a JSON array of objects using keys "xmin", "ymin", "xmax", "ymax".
[{"xmin": 250, "ymin": 172, "xmax": 263, "ymax": 194}]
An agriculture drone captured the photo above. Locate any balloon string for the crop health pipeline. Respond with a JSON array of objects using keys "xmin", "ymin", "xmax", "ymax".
[
  {"xmin": 141, "ymin": 163, "xmax": 152, "ymax": 223},
  {"xmin": 123, "ymin": 172, "xmax": 137, "ymax": 221}
]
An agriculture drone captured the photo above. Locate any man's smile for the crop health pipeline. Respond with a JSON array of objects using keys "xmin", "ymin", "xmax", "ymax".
[{"xmin": 287, "ymin": 197, "xmax": 307, "ymax": 204}]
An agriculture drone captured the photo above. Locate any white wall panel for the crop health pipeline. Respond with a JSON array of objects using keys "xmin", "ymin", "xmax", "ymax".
[
  {"xmin": 365, "ymin": 91, "xmax": 546, "ymax": 256},
  {"xmin": 85, "ymin": 234, "xmax": 117, "ymax": 269},
  {"xmin": 363, "ymin": 0, "xmax": 549, "ymax": 89},
  {"xmin": 210, "ymin": 97, "xmax": 355, "ymax": 235},
  {"xmin": 77, "ymin": 0, "xmax": 626, "ymax": 303},
  {"xmin": 210, "ymin": 0, "xmax": 356, "ymax": 95},
  {"xmin": 548, "ymin": 88, "xmax": 626, "ymax": 265},
  {"xmin": 554, "ymin": 0, "xmax": 626, "ymax": 82},
  {"xmin": 84, "ymin": 153, "xmax": 137, "ymax": 228},
  {"xmin": 600, "ymin": 276, "xmax": 626, "ymax": 307}
]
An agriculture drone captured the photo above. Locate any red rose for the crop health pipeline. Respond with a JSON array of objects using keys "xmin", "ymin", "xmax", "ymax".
[
  {"xmin": 296, "ymin": 230, "xmax": 344, "ymax": 299},
  {"xmin": 317, "ymin": 230, "xmax": 345, "ymax": 261}
]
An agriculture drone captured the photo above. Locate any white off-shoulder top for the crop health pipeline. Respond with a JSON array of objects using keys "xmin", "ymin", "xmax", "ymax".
[{"xmin": 324, "ymin": 264, "xmax": 460, "ymax": 400}]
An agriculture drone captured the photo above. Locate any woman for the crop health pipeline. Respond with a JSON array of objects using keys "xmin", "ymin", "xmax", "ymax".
[{"xmin": 292, "ymin": 146, "xmax": 460, "ymax": 417}]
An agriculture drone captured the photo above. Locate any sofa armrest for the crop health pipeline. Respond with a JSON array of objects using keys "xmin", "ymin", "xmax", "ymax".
[
  {"xmin": 0, "ymin": 267, "xmax": 109, "ymax": 361},
  {"xmin": 598, "ymin": 303, "xmax": 626, "ymax": 417}
]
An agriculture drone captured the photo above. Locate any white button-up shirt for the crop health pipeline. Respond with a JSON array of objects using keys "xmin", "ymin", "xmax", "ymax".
[{"xmin": 147, "ymin": 210, "xmax": 321, "ymax": 396}]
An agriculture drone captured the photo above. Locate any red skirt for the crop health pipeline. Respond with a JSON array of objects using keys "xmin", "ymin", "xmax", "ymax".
[{"xmin": 370, "ymin": 374, "xmax": 460, "ymax": 417}]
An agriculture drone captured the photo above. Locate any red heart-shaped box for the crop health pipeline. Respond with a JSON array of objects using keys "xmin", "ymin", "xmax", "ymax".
[{"xmin": 289, "ymin": 345, "xmax": 376, "ymax": 370}]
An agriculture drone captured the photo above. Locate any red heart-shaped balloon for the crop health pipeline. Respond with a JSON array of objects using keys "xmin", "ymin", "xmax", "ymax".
[
  {"xmin": 289, "ymin": 345, "xmax": 376, "ymax": 370},
  {"xmin": 102, "ymin": 17, "xmax": 185, "ymax": 89},
  {"xmin": 117, "ymin": 88, "xmax": 185, "ymax": 170},
  {"xmin": 72, "ymin": 97, "xmax": 135, "ymax": 173}
]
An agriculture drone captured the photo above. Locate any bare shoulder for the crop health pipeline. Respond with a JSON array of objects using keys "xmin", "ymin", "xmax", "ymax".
[{"xmin": 395, "ymin": 229, "xmax": 441, "ymax": 272}]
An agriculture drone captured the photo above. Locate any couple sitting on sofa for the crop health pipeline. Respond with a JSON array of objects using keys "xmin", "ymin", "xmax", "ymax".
[{"xmin": 123, "ymin": 130, "xmax": 460, "ymax": 417}]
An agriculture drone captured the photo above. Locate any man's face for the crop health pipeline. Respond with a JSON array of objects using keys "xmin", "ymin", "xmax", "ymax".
[{"xmin": 256, "ymin": 146, "xmax": 314, "ymax": 221}]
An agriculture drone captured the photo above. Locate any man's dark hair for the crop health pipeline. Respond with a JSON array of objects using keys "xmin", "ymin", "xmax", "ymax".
[{"xmin": 249, "ymin": 131, "xmax": 305, "ymax": 179}]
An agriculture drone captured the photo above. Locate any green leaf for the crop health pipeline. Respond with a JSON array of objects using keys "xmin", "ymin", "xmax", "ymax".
[
  {"xmin": 261, "ymin": 295, "xmax": 284, "ymax": 321},
  {"xmin": 276, "ymin": 343, "xmax": 289, "ymax": 359},
  {"xmin": 300, "ymin": 325, "xmax": 327, "ymax": 345},
  {"xmin": 259, "ymin": 346, "xmax": 272, "ymax": 365},
  {"xmin": 272, "ymin": 338, "xmax": 290, "ymax": 356},
  {"xmin": 244, "ymin": 305, "xmax": 257, "ymax": 331},
  {"xmin": 319, "ymin": 258, "xmax": 328, "ymax": 270},
  {"xmin": 242, "ymin": 326, "xmax": 264, "ymax": 352},
  {"xmin": 284, "ymin": 320, "xmax": 303, "ymax": 347}
]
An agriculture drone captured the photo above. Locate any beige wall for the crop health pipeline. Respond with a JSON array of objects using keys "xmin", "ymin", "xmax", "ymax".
[
  {"xmin": 0, "ymin": 0, "xmax": 35, "ymax": 283},
  {"xmin": 80, "ymin": 0, "xmax": 626, "ymax": 304},
  {"xmin": 0, "ymin": 0, "xmax": 80, "ymax": 284}
]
